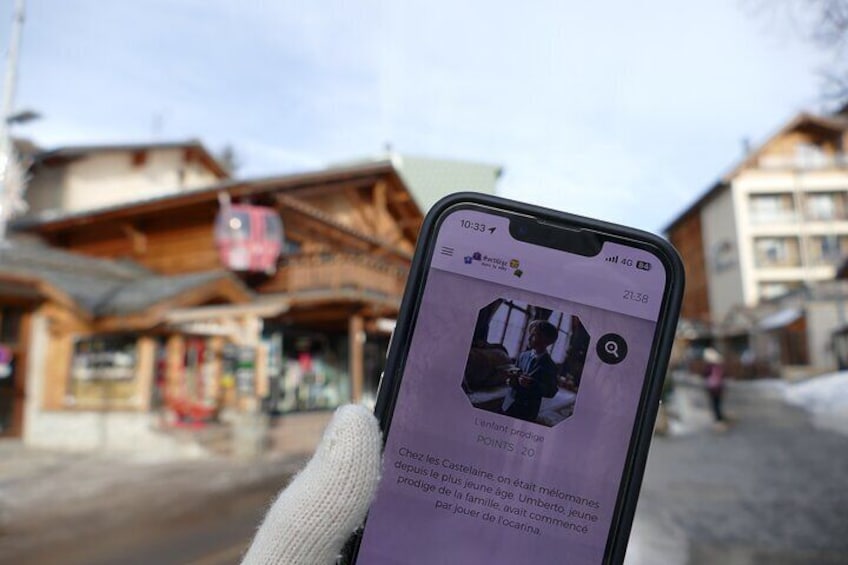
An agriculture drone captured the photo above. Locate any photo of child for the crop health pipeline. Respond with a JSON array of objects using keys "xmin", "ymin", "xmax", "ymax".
[{"xmin": 462, "ymin": 298, "xmax": 589, "ymax": 427}]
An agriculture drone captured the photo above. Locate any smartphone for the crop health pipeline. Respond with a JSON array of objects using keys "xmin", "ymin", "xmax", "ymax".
[{"xmin": 345, "ymin": 193, "xmax": 684, "ymax": 564}]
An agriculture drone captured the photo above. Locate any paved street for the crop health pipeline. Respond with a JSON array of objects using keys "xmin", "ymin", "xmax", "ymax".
[
  {"xmin": 0, "ymin": 472, "xmax": 287, "ymax": 565},
  {"xmin": 627, "ymin": 377, "xmax": 848, "ymax": 565},
  {"xmin": 0, "ymin": 427, "xmax": 310, "ymax": 565},
  {"xmin": 1, "ymin": 380, "xmax": 846, "ymax": 564}
]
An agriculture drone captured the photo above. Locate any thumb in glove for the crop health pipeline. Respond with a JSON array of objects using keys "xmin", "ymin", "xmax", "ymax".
[{"xmin": 242, "ymin": 404, "xmax": 382, "ymax": 565}]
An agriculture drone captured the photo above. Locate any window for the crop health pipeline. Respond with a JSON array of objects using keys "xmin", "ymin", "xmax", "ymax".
[
  {"xmin": 131, "ymin": 150, "xmax": 147, "ymax": 168},
  {"xmin": 71, "ymin": 335, "xmax": 137, "ymax": 381},
  {"xmin": 805, "ymin": 192, "xmax": 848, "ymax": 221},
  {"xmin": 484, "ymin": 300, "xmax": 577, "ymax": 362},
  {"xmin": 754, "ymin": 237, "xmax": 801, "ymax": 268},
  {"xmin": 806, "ymin": 235, "xmax": 848, "ymax": 266},
  {"xmin": 215, "ymin": 209, "xmax": 251, "ymax": 241},
  {"xmin": 283, "ymin": 239, "xmax": 302, "ymax": 255},
  {"xmin": 711, "ymin": 240, "xmax": 736, "ymax": 273},
  {"xmin": 264, "ymin": 213, "xmax": 284, "ymax": 241},
  {"xmin": 749, "ymin": 193, "xmax": 796, "ymax": 224},
  {"xmin": 68, "ymin": 335, "xmax": 139, "ymax": 408}
]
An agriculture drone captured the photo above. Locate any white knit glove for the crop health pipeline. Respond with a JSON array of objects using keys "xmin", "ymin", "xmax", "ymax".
[{"xmin": 242, "ymin": 404, "xmax": 383, "ymax": 565}]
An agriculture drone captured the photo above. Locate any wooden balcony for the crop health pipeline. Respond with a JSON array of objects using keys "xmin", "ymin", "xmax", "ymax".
[{"xmin": 267, "ymin": 253, "xmax": 408, "ymax": 300}]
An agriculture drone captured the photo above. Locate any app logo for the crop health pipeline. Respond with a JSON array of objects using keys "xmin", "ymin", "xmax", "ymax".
[{"xmin": 462, "ymin": 251, "xmax": 526, "ymax": 277}]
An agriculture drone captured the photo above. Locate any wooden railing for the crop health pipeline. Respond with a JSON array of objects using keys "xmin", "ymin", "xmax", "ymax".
[{"xmin": 273, "ymin": 253, "xmax": 408, "ymax": 298}]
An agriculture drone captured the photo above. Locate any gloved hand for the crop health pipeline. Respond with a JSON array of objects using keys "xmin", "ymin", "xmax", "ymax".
[{"xmin": 241, "ymin": 404, "xmax": 383, "ymax": 565}]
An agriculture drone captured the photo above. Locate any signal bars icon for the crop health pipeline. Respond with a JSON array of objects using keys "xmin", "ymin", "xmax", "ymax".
[{"xmin": 605, "ymin": 255, "xmax": 619, "ymax": 264}]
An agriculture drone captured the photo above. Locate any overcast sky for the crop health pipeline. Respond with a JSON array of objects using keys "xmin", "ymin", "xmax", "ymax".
[{"xmin": 0, "ymin": 0, "xmax": 829, "ymax": 231}]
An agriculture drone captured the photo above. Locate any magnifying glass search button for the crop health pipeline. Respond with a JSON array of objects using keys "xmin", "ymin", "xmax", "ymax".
[{"xmin": 597, "ymin": 333, "xmax": 628, "ymax": 365}]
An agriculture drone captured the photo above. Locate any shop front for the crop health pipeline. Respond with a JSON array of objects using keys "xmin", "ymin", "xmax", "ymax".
[
  {"xmin": 67, "ymin": 333, "xmax": 146, "ymax": 410},
  {"xmin": 260, "ymin": 313, "xmax": 393, "ymax": 416},
  {"xmin": 17, "ymin": 162, "xmax": 425, "ymax": 447},
  {"xmin": 0, "ymin": 238, "xmax": 261, "ymax": 451}
]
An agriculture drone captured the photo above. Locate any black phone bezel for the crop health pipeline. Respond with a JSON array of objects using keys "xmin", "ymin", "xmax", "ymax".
[{"xmin": 344, "ymin": 192, "xmax": 685, "ymax": 564}]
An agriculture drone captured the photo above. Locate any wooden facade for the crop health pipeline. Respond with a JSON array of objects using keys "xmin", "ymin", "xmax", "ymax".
[
  {"xmin": 667, "ymin": 208, "xmax": 711, "ymax": 322},
  {"xmin": 0, "ymin": 259, "xmax": 258, "ymax": 443},
  {"xmin": 21, "ymin": 162, "xmax": 423, "ymax": 421}
]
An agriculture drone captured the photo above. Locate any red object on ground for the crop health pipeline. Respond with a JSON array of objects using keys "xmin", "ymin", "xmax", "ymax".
[{"xmin": 166, "ymin": 395, "xmax": 216, "ymax": 427}]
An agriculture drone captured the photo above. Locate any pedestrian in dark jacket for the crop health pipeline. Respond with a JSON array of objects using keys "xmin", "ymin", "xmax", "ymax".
[{"xmin": 703, "ymin": 347, "xmax": 727, "ymax": 431}]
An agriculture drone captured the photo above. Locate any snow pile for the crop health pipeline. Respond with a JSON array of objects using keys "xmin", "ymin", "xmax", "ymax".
[{"xmin": 784, "ymin": 371, "xmax": 848, "ymax": 437}]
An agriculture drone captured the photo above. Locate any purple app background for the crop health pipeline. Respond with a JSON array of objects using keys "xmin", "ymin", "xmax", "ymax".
[{"xmin": 357, "ymin": 267, "xmax": 659, "ymax": 565}]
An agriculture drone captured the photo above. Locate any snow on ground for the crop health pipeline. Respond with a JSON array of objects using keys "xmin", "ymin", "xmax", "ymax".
[{"xmin": 783, "ymin": 371, "xmax": 848, "ymax": 437}]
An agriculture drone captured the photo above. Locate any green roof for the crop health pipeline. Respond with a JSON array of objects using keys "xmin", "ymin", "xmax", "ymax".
[{"xmin": 391, "ymin": 154, "xmax": 502, "ymax": 211}]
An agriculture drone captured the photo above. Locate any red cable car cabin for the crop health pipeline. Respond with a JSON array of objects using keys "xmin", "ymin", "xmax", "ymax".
[{"xmin": 215, "ymin": 204, "xmax": 284, "ymax": 274}]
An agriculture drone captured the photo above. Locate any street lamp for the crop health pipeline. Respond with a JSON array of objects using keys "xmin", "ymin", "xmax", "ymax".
[{"xmin": 6, "ymin": 109, "xmax": 40, "ymax": 125}]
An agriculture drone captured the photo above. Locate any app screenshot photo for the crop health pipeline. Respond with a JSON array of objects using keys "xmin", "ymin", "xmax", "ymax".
[{"xmin": 463, "ymin": 299, "xmax": 589, "ymax": 427}]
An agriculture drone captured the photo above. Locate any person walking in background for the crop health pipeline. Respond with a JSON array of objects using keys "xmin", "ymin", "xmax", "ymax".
[{"xmin": 703, "ymin": 347, "xmax": 727, "ymax": 431}]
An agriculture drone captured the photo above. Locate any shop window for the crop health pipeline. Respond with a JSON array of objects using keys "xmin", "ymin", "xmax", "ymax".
[
  {"xmin": 183, "ymin": 338, "xmax": 217, "ymax": 405},
  {"xmin": 68, "ymin": 335, "xmax": 139, "ymax": 408},
  {"xmin": 267, "ymin": 331, "xmax": 349, "ymax": 414}
]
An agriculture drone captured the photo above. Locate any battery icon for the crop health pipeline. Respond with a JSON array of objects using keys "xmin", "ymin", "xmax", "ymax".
[{"xmin": 636, "ymin": 260, "xmax": 652, "ymax": 271}]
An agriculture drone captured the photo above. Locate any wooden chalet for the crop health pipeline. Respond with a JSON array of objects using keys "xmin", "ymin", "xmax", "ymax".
[
  {"xmin": 0, "ymin": 237, "xmax": 254, "ymax": 445},
  {"xmin": 14, "ymin": 161, "xmax": 422, "ymax": 442}
]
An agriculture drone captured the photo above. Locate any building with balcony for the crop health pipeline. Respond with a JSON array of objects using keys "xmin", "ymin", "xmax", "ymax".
[
  {"xmin": 665, "ymin": 108, "xmax": 848, "ymax": 373},
  {"xmin": 8, "ymin": 158, "xmax": 423, "ymax": 450}
]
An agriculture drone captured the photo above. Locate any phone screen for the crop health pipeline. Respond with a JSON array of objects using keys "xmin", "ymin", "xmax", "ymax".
[{"xmin": 355, "ymin": 207, "xmax": 669, "ymax": 564}]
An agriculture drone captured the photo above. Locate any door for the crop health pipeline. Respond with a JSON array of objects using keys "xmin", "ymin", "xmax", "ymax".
[{"xmin": 0, "ymin": 307, "xmax": 27, "ymax": 437}]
